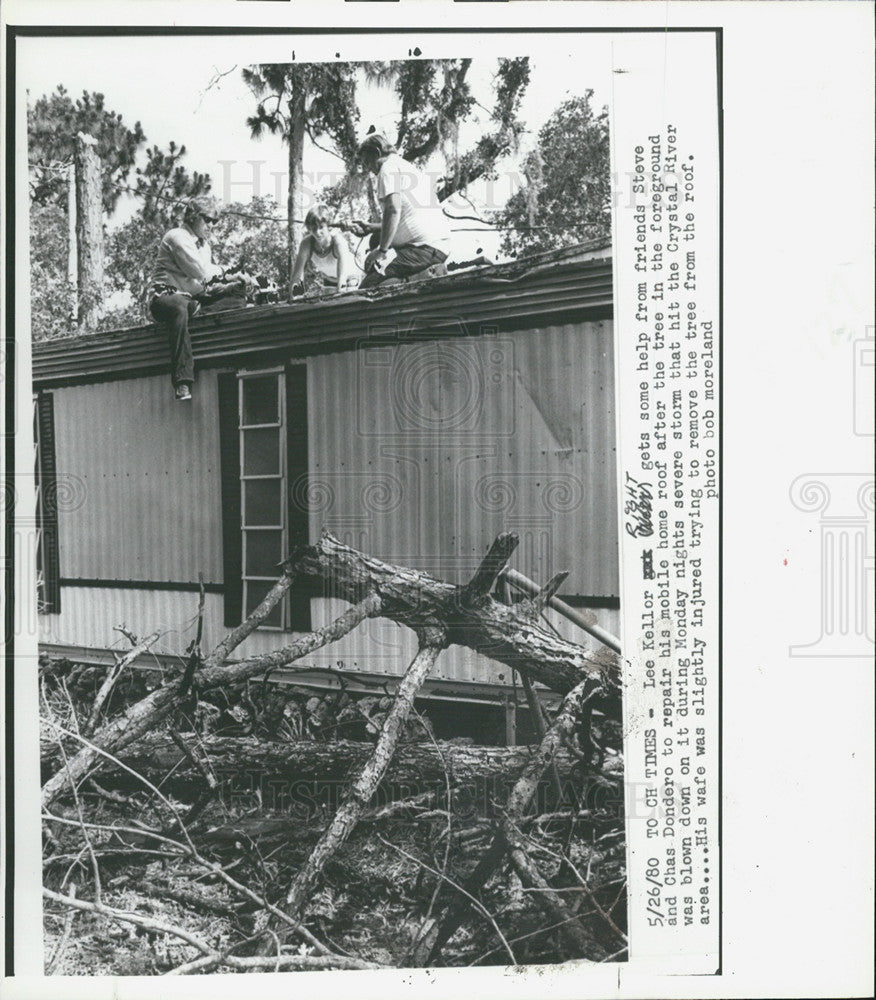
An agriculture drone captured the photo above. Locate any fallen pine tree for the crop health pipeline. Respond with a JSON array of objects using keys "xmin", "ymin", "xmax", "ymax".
[
  {"xmin": 120, "ymin": 733, "xmax": 623, "ymax": 792},
  {"xmin": 41, "ymin": 530, "xmax": 626, "ymax": 970},
  {"xmin": 111, "ymin": 733, "xmax": 624, "ymax": 837}
]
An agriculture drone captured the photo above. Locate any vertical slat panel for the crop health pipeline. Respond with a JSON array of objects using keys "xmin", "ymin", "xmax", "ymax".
[
  {"xmin": 217, "ymin": 372, "xmax": 243, "ymax": 627},
  {"xmin": 36, "ymin": 392, "xmax": 61, "ymax": 613},
  {"xmin": 52, "ymin": 372, "xmax": 224, "ymax": 584},
  {"xmin": 286, "ymin": 362, "xmax": 311, "ymax": 630},
  {"xmin": 308, "ymin": 322, "xmax": 618, "ymax": 599}
]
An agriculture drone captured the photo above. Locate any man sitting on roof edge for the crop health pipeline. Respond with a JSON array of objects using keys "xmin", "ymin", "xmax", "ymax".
[
  {"xmin": 149, "ymin": 197, "xmax": 252, "ymax": 401},
  {"xmin": 352, "ymin": 134, "xmax": 452, "ymax": 289}
]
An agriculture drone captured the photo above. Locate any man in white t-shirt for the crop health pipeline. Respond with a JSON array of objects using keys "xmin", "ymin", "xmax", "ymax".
[{"xmin": 352, "ymin": 134, "xmax": 451, "ymax": 288}]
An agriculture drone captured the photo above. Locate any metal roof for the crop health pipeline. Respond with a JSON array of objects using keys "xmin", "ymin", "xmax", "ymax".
[{"xmin": 32, "ymin": 242, "xmax": 613, "ymax": 388}]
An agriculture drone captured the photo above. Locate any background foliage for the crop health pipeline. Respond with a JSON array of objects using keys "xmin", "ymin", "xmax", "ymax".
[{"xmin": 28, "ymin": 65, "xmax": 610, "ymax": 340}]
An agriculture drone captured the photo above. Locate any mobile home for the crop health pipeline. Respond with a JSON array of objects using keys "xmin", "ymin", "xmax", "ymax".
[{"xmin": 32, "ymin": 243, "xmax": 618, "ymax": 714}]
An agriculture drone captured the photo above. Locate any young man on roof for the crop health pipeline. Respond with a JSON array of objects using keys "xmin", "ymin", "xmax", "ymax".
[
  {"xmin": 352, "ymin": 134, "xmax": 452, "ymax": 288},
  {"xmin": 149, "ymin": 197, "xmax": 249, "ymax": 401}
]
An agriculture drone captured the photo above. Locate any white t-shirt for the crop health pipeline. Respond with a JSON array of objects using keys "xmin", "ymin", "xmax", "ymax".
[{"xmin": 375, "ymin": 153, "xmax": 451, "ymax": 252}]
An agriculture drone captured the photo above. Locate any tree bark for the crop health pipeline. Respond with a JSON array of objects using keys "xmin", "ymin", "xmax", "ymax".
[
  {"xmin": 282, "ymin": 631, "xmax": 446, "ymax": 924},
  {"xmin": 287, "ymin": 89, "xmax": 306, "ymax": 292},
  {"xmin": 84, "ymin": 630, "xmax": 160, "ymax": 735},
  {"xmin": 75, "ymin": 132, "xmax": 103, "ymax": 330},
  {"xmin": 118, "ymin": 734, "xmax": 622, "ymax": 792},
  {"xmin": 291, "ymin": 531, "xmax": 618, "ymax": 696}
]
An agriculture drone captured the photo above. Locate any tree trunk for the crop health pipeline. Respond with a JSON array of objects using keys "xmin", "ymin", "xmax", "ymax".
[
  {"xmin": 292, "ymin": 531, "xmax": 619, "ymax": 696},
  {"xmin": 74, "ymin": 132, "xmax": 103, "ymax": 330},
  {"xmin": 119, "ymin": 735, "xmax": 621, "ymax": 793},
  {"xmin": 282, "ymin": 633, "xmax": 446, "ymax": 925},
  {"xmin": 287, "ymin": 91, "xmax": 306, "ymax": 293}
]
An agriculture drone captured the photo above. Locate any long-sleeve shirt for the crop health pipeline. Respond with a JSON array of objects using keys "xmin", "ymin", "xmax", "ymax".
[{"xmin": 151, "ymin": 226, "xmax": 224, "ymax": 296}]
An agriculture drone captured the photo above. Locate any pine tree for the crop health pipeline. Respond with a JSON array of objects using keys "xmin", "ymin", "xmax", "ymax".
[
  {"xmin": 242, "ymin": 58, "xmax": 531, "ymax": 280},
  {"xmin": 27, "ymin": 86, "xmax": 146, "ymax": 216},
  {"xmin": 377, "ymin": 56, "xmax": 530, "ymax": 202},
  {"xmin": 132, "ymin": 141, "xmax": 212, "ymax": 226},
  {"xmin": 242, "ymin": 63, "xmax": 361, "ymax": 282}
]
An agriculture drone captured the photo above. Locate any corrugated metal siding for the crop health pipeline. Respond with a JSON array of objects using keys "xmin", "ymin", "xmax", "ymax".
[
  {"xmin": 53, "ymin": 372, "xmax": 224, "ymax": 583},
  {"xmin": 308, "ymin": 321, "xmax": 617, "ymax": 603},
  {"xmin": 38, "ymin": 587, "xmax": 215, "ymax": 659},
  {"xmin": 39, "ymin": 590, "xmax": 618, "ymax": 690},
  {"xmin": 42, "ymin": 313, "xmax": 618, "ymax": 692}
]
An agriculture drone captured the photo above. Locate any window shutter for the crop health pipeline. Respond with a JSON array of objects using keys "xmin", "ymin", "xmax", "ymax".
[
  {"xmin": 36, "ymin": 392, "xmax": 61, "ymax": 613},
  {"xmin": 217, "ymin": 373, "xmax": 243, "ymax": 627},
  {"xmin": 286, "ymin": 363, "xmax": 312, "ymax": 631}
]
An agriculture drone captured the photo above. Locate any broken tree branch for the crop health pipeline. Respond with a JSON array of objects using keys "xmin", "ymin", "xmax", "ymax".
[
  {"xmin": 43, "ymin": 886, "xmax": 218, "ymax": 957},
  {"xmin": 377, "ymin": 833, "xmax": 517, "ymax": 966},
  {"xmin": 505, "ymin": 842, "xmax": 591, "ymax": 956},
  {"xmin": 179, "ymin": 574, "xmax": 206, "ymax": 696},
  {"xmin": 292, "ymin": 531, "xmax": 616, "ymax": 694},
  {"xmin": 423, "ymin": 677, "xmax": 601, "ymax": 965},
  {"xmin": 167, "ymin": 952, "xmax": 382, "ymax": 976},
  {"xmin": 281, "ymin": 628, "xmax": 447, "ymax": 926},
  {"xmin": 42, "ymin": 591, "xmax": 382, "ymax": 809},
  {"xmin": 462, "ymin": 531, "xmax": 519, "ymax": 600},
  {"xmin": 527, "ymin": 570, "xmax": 570, "ymax": 616},
  {"xmin": 85, "ymin": 629, "xmax": 160, "ymax": 735}
]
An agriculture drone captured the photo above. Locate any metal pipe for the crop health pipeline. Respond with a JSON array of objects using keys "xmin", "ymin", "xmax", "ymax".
[{"xmin": 500, "ymin": 568, "xmax": 621, "ymax": 654}]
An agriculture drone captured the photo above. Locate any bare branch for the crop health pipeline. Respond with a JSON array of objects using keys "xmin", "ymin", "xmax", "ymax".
[
  {"xmin": 47, "ymin": 684, "xmax": 103, "ymax": 903},
  {"xmin": 377, "ymin": 834, "xmax": 517, "ymax": 965},
  {"xmin": 85, "ymin": 629, "xmax": 160, "ymax": 734},
  {"xmin": 281, "ymin": 634, "xmax": 446, "ymax": 925},
  {"xmin": 43, "ymin": 886, "xmax": 216, "ymax": 958},
  {"xmin": 43, "ymin": 812, "xmax": 334, "ymax": 957},
  {"xmin": 167, "ymin": 952, "xmax": 382, "ymax": 976},
  {"xmin": 530, "ymin": 570, "xmax": 570, "ymax": 615},
  {"xmin": 45, "ymin": 882, "xmax": 76, "ymax": 974}
]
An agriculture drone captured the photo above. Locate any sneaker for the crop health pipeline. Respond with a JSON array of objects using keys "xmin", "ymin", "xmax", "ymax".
[{"xmin": 175, "ymin": 384, "xmax": 192, "ymax": 401}]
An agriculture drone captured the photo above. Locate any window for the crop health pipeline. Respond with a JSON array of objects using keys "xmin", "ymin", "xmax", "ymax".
[
  {"xmin": 33, "ymin": 392, "xmax": 61, "ymax": 613},
  {"xmin": 218, "ymin": 365, "xmax": 310, "ymax": 631}
]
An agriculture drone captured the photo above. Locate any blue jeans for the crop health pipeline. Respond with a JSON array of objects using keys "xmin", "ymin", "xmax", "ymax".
[
  {"xmin": 150, "ymin": 292, "xmax": 198, "ymax": 388},
  {"xmin": 150, "ymin": 286, "xmax": 248, "ymax": 387}
]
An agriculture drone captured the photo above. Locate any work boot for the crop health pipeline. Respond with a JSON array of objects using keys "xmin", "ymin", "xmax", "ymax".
[{"xmin": 175, "ymin": 384, "xmax": 192, "ymax": 401}]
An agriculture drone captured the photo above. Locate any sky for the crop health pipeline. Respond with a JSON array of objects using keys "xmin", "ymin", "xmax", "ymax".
[{"xmin": 18, "ymin": 31, "xmax": 614, "ymax": 262}]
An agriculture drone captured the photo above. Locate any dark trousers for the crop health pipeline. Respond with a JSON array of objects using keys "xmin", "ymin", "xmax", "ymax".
[
  {"xmin": 360, "ymin": 244, "xmax": 448, "ymax": 288},
  {"xmin": 150, "ymin": 289, "xmax": 247, "ymax": 387},
  {"xmin": 150, "ymin": 292, "xmax": 197, "ymax": 388}
]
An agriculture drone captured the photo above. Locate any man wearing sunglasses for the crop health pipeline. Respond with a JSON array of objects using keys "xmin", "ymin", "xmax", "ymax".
[{"xmin": 150, "ymin": 197, "xmax": 246, "ymax": 401}]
